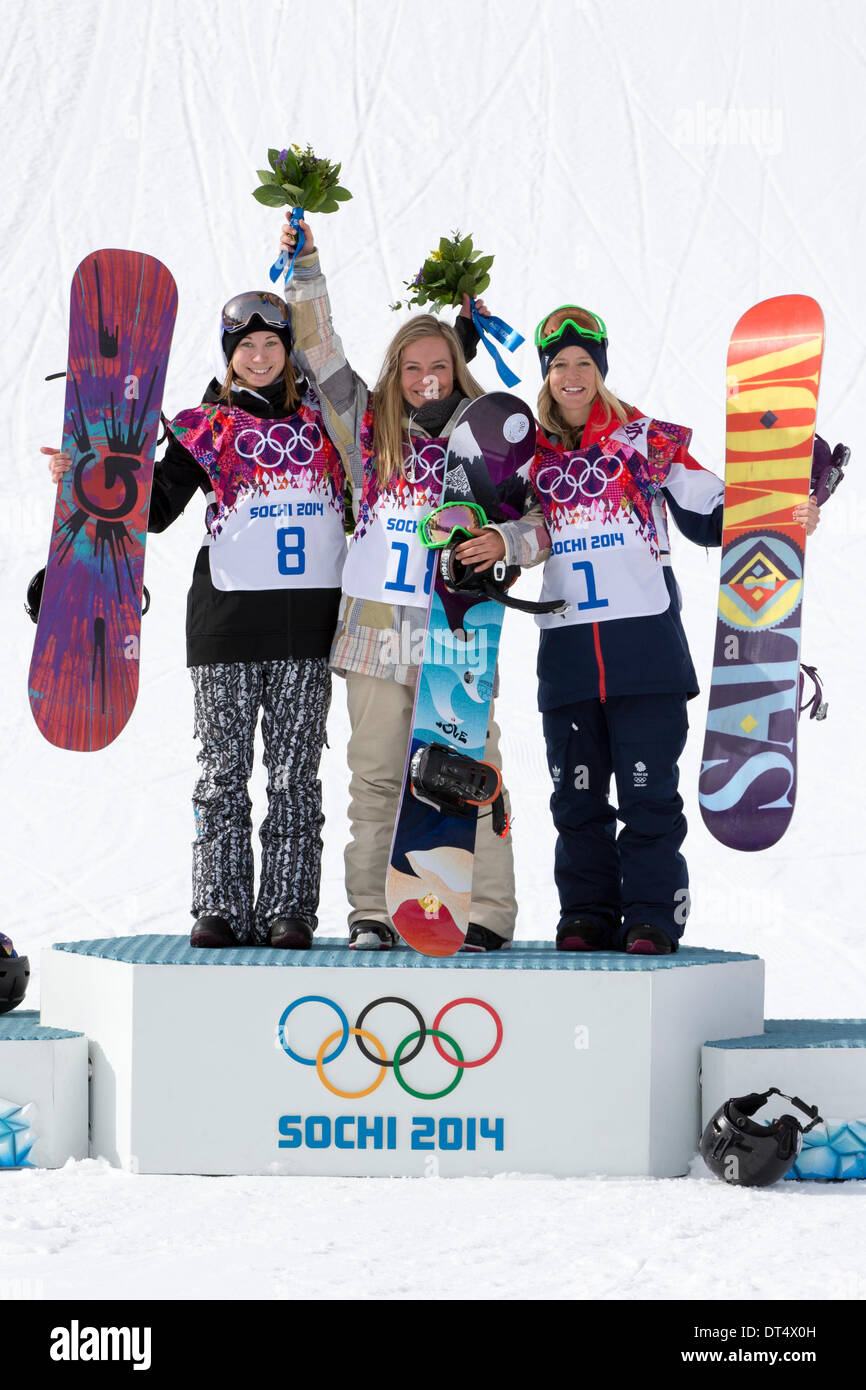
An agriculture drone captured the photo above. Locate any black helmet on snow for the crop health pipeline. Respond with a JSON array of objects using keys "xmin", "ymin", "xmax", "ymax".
[
  {"xmin": 0, "ymin": 934, "xmax": 29, "ymax": 1015},
  {"xmin": 700, "ymin": 1087, "xmax": 822, "ymax": 1187}
]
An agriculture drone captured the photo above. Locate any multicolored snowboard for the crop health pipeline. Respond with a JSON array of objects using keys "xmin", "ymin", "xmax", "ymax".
[
  {"xmin": 699, "ymin": 294, "xmax": 824, "ymax": 850},
  {"xmin": 29, "ymin": 250, "xmax": 177, "ymax": 751},
  {"xmin": 386, "ymin": 393, "xmax": 536, "ymax": 956}
]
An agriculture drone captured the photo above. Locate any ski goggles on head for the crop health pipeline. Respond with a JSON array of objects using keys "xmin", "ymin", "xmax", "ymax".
[
  {"xmin": 221, "ymin": 291, "xmax": 290, "ymax": 334},
  {"xmin": 534, "ymin": 306, "xmax": 608, "ymax": 349},
  {"xmin": 419, "ymin": 501, "xmax": 489, "ymax": 549}
]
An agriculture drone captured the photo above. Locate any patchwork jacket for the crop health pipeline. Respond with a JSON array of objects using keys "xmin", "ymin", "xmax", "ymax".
[{"xmin": 286, "ymin": 254, "xmax": 477, "ymax": 686}]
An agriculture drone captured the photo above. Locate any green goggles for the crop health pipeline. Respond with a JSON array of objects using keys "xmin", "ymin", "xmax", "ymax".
[
  {"xmin": 534, "ymin": 305, "xmax": 608, "ymax": 349},
  {"xmin": 418, "ymin": 502, "xmax": 489, "ymax": 549}
]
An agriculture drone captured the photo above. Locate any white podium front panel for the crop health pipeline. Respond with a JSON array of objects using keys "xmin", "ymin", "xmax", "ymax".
[{"xmin": 41, "ymin": 938, "xmax": 765, "ymax": 1178}]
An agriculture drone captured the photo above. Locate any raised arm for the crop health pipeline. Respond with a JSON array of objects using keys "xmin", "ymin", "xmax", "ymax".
[{"xmin": 279, "ymin": 218, "xmax": 367, "ymax": 500}]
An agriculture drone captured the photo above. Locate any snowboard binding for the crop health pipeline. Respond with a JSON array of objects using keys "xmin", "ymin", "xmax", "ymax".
[
  {"xmin": 799, "ymin": 663, "xmax": 828, "ymax": 721},
  {"xmin": 420, "ymin": 501, "xmax": 570, "ymax": 616},
  {"xmin": 25, "ymin": 567, "xmax": 151, "ymax": 623},
  {"xmin": 810, "ymin": 437, "xmax": 850, "ymax": 508},
  {"xmin": 438, "ymin": 544, "xmax": 569, "ymax": 616},
  {"xmin": 410, "ymin": 742, "xmax": 508, "ymax": 835}
]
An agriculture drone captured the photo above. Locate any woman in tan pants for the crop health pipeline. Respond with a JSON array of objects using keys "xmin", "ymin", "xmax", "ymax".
[{"xmin": 281, "ymin": 217, "xmax": 517, "ymax": 950}]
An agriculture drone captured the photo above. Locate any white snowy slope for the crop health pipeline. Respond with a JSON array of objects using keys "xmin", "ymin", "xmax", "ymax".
[{"xmin": 1, "ymin": 0, "xmax": 865, "ymax": 1306}]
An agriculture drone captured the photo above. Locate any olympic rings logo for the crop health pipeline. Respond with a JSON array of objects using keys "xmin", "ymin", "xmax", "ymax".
[
  {"xmin": 403, "ymin": 439, "xmax": 447, "ymax": 489},
  {"xmin": 535, "ymin": 451, "xmax": 624, "ymax": 504},
  {"xmin": 277, "ymin": 995, "xmax": 503, "ymax": 1101},
  {"xmin": 235, "ymin": 421, "xmax": 324, "ymax": 470}
]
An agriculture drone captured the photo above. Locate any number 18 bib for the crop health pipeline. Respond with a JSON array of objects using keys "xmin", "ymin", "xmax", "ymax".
[{"xmin": 341, "ymin": 435, "xmax": 447, "ymax": 607}]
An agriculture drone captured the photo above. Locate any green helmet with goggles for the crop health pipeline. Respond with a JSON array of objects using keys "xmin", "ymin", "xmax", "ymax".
[{"xmin": 535, "ymin": 305, "xmax": 609, "ymax": 381}]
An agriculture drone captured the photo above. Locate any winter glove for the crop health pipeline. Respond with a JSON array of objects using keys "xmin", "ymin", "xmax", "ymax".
[{"xmin": 454, "ymin": 313, "xmax": 480, "ymax": 364}]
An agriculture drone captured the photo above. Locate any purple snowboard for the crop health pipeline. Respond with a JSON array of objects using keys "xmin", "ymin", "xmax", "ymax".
[{"xmin": 29, "ymin": 250, "xmax": 177, "ymax": 751}]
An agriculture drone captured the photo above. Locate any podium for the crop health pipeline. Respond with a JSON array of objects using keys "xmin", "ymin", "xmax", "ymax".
[
  {"xmin": 39, "ymin": 936, "xmax": 764, "ymax": 1178},
  {"xmin": 702, "ymin": 1019, "xmax": 866, "ymax": 1181},
  {"xmin": 0, "ymin": 1010, "xmax": 87, "ymax": 1168}
]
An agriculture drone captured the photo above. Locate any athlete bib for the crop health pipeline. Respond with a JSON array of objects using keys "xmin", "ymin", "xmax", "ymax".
[
  {"xmin": 341, "ymin": 433, "xmax": 447, "ymax": 606},
  {"xmin": 170, "ymin": 402, "xmax": 347, "ymax": 592},
  {"xmin": 532, "ymin": 417, "xmax": 691, "ymax": 628},
  {"xmin": 207, "ymin": 487, "xmax": 346, "ymax": 591}
]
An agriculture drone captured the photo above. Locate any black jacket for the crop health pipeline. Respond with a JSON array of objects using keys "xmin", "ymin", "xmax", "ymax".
[{"xmin": 149, "ymin": 378, "xmax": 341, "ymax": 666}]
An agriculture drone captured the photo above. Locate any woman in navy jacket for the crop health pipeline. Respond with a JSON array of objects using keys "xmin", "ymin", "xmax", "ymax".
[{"xmin": 456, "ymin": 303, "xmax": 819, "ymax": 955}]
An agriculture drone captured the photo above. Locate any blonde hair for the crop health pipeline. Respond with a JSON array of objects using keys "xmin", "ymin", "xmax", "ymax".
[
  {"xmin": 371, "ymin": 316, "xmax": 484, "ymax": 485},
  {"xmin": 536, "ymin": 305, "xmax": 631, "ymax": 449},
  {"xmin": 218, "ymin": 354, "xmax": 301, "ymax": 414}
]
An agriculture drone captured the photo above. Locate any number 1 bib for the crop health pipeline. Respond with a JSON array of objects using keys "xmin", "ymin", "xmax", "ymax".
[{"xmin": 532, "ymin": 418, "xmax": 690, "ymax": 628}]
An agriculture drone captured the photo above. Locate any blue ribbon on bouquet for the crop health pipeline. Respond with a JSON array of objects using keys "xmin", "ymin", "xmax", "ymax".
[
  {"xmin": 269, "ymin": 206, "xmax": 306, "ymax": 285},
  {"xmin": 470, "ymin": 299, "xmax": 524, "ymax": 388}
]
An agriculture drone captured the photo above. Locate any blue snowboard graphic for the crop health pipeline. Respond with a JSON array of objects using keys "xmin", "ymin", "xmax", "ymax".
[{"xmin": 386, "ymin": 393, "xmax": 536, "ymax": 956}]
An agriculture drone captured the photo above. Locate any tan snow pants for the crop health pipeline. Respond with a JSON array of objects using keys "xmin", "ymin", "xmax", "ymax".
[{"xmin": 344, "ymin": 671, "xmax": 517, "ymax": 939}]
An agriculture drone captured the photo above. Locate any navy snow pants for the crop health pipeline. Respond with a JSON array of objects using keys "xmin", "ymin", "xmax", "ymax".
[{"xmin": 542, "ymin": 693, "xmax": 690, "ymax": 947}]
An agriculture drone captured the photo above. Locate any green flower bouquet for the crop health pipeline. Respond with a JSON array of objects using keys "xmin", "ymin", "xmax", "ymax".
[
  {"xmin": 253, "ymin": 143, "xmax": 352, "ymax": 212},
  {"xmin": 390, "ymin": 231, "xmax": 494, "ymax": 312},
  {"xmin": 256, "ymin": 144, "xmax": 351, "ymax": 284}
]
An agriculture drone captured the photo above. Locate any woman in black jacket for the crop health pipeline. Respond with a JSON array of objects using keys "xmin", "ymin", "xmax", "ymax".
[{"xmin": 47, "ymin": 291, "xmax": 348, "ymax": 949}]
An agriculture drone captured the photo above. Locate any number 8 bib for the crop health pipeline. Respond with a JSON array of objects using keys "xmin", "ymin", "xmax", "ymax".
[{"xmin": 208, "ymin": 489, "xmax": 346, "ymax": 591}]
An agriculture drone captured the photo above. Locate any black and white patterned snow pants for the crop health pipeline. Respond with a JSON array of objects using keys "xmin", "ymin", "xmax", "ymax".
[{"xmin": 190, "ymin": 658, "xmax": 331, "ymax": 943}]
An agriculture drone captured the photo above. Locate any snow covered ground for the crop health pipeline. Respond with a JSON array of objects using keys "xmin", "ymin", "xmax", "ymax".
[{"xmin": 2, "ymin": 0, "xmax": 865, "ymax": 1327}]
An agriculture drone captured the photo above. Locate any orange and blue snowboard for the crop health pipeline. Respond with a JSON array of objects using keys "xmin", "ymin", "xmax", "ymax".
[{"xmin": 699, "ymin": 295, "xmax": 824, "ymax": 850}]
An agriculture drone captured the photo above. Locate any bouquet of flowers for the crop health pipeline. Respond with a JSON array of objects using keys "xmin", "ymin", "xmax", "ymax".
[
  {"xmin": 390, "ymin": 231, "xmax": 494, "ymax": 312},
  {"xmin": 252, "ymin": 144, "xmax": 352, "ymax": 212}
]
